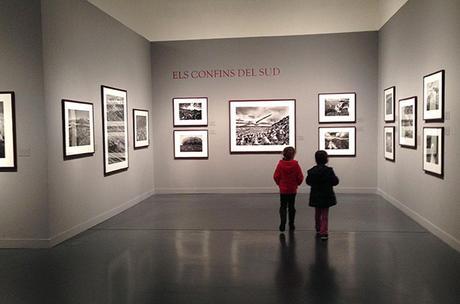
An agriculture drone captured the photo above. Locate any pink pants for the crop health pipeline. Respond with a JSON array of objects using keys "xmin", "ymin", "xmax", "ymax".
[{"xmin": 315, "ymin": 208, "xmax": 329, "ymax": 235}]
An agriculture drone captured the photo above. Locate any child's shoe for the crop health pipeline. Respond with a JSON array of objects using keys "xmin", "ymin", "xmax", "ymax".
[{"xmin": 320, "ymin": 234, "xmax": 328, "ymax": 241}]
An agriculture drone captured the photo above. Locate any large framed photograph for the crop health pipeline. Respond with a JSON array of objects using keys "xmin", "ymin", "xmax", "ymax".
[
  {"xmin": 101, "ymin": 85, "xmax": 128, "ymax": 175},
  {"xmin": 399, "ymin": 97, "xmax": 417, "ymax": 148},
  {"xmin": 62, "ymin": 99, "xmax": 95, "ymax": 159},
  {"xmin": 0, "ymin": 92, "xmax": 17, "ymax": 171},
  {"xmin": 133, "ymin": 109, "xmax": 149, "ymax": 149},
  {"xmin": 423, "ymin": 127, "xmax": 443, "ymax": 177},
  {"xmin": 384, "ymin": 86, "xmax": 395, "ymax": 122},
  {"xmin": 174, "ymin": 130, "xmax": 208, "ymax": 159},
  {"xmin": 318, "ymin": 92, "xmax": 356, "ymax": 123},
  {"xmin": 318, "ymin": 127, "xmax": 356, "ymax": 157},
  {"xmin": 173, "ymin": 97, "xmax": 208, "ymax": 127},
  {"xmin": 423, "ymin": 70, "xmax": 444, "ymax": 121},
  {"xmin": 384, "ymin": 126, "xmax": 395, "ymax": 161},
  {"xmin": 229, "ymin": 99, "xmax": 295, "ymax": 153}
]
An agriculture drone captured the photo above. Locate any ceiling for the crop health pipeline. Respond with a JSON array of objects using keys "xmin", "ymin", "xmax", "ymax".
[{"xmin": 87, "ymin": 0, "xmax": 408, "ymax": 42}]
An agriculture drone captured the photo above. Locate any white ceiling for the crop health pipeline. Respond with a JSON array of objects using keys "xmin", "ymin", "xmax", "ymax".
[{"xmin": 87, "ymin": 0, "xmax": 408, "ymax": 42}]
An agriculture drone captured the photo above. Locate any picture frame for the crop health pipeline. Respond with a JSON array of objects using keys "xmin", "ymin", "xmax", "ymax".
[
  {"xmin": 399, "ymin": 96, "xmax": 417, "ymax": 149},
  {"xmin": 318, "ymin": 92, "xmax": 356, "ymax": 123},
  {"xmin": 174, "ymin": 130, "xmax": 209, "ymax": 159},
  {"xmin": 0, "ymin": 91, "xmax": 17, "ymax": 171},
  {"xmin": 173, "ymin": 97, "xmax": 208, "ymax": 127},
  {"xmin": 423, "ymin": 70, "xmax": 444, "ymax": 122},
  {"xmin": 384, "ymin": 86, "xmax": 395, "ymax": 122},
  {"xmin": 318, "ymin": 127, "xmax": 356, "ymax": 157},
  {"xmin": 384, "ymin": 126, "xmax": 395, "ymax": 161},
  {"xmin": 62, "ymin": 99, "xmax": 95, "ymax": 159},
  {"xmin": 101, "ymin": 85, "xmax": 129, "ymax": 176},
  {"xmin": 133, "ymin": 109, "xmax": 149, "ymax": 149},
  {"xmin": 229, "ymin": 99, "xmax": 296, "ymax": 153},
  {"xmin": 423, "ymin": 127, "xmax": 443, "ymax": 178}
]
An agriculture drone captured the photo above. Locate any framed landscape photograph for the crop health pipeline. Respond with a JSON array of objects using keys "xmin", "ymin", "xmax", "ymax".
[
  {"xmin": 101, "ymin": 85, "xmax": 128, "ymax": 175},
  {"xmin": 318, "ymin": 127, "xmax": 356, "ymax": 157},
  {"xmin": 133, "ymin": 109, "xmax": 149, "ymax": 149},
  {"xmin": 229, "ymin": 99, "xmax": 295, "ymax": 153},
  {"xmin": 173, "ymin": 97, "xmax": 208, "ymax": 127},
  {"xmin": 384, "ymin": 126, "xmax": 395, "ymax": 161},
  {"xmin": 384, "ymin": 86, "xmax": 395, "ymax": 122},
  {"xmin": 423, "ymin": 127, "xmax": 443, "ymax": 177},
  {"xmin": 62, "ymin": 99, "xmax": 95, "ymax": 159},
  {"xmin": 423, "ymin": 70, "xmax": 444, "ymax": 121},
  {"xmin": 399, "ymin": 97, "xmax": 417, "ymax": 148},
  {"xmin": 0, "ymin": 91, "xmax": 17, "ymax": 171},
  {"xmin": 174, "ymin": 130, "xmax": 208, "ymax": 159},
  {"xmin": 318, "ymin": 92, "xmax": 356, "ymax": 123}
]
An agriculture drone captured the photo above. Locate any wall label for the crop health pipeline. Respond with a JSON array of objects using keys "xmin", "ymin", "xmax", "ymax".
[{"xmin": 172, "ymin": 67, "xmax": 281, "ymax": 80}]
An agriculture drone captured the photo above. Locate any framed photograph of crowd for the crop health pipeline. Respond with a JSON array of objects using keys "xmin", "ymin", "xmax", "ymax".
[
  {"xmin": 318, "ymin": 92, "xmax": 356, "ymax": 123},
  {"xmin": 384, "ymin": 86, "xmax": 395, "ymax": 122},
  {"xmin": 133, "ymin": 109, "xmax": 149, "ymax": 149},
  {"xmin": 423, "ymin": 70, "xmax": 444, "ymax": 121},
  {"xmin": 384, "ymin": 126, "xmax": 395, "ymax": 161},
  {"xmin": 423, "ymin": 127, "xmax": 443, "ymax": 177},
  {"xmin": 229, "ymin": 99, "xmax": 295, "ymax": 153},
  {"xmin": 101, "ymin": 85, "xmax": 129, "ymax": 175},
  {"xmin": 173, "ymin": 97, "xmax": 208, "ymax": 127},
  {"xmin": 62, "ymin": 99, "xmax": 95, "ymax": 159},
  {"xmin": 174, "ymin": 130, "xmax": 208, "ymax": 159},
  {"xmin": 399, "ymin": 97, "xmax": 417, "ymax": 148},
  {"xmin": 0, "ymin": 91, "xmax": 17, "ymax": 171},
  {"xmin": 318, "ymin": 127, "xmax": 356, "ymax": 157}
]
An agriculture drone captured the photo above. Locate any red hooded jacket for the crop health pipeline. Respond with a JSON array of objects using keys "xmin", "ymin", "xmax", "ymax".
[{"xmin": 273, "ymin": 160, "xmax": 304, "ymax": 194}]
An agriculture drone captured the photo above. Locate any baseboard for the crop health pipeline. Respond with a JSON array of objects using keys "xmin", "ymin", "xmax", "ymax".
[
  {"xmin": 0, "ymin": 238, "xmax": 49, "ymax": 249},
  {"xmin": 377, "ymin": 188, "xmax": 460, "ymax": 252},
  {"xmin": 155, "ymin": 187, "xmax": 377, "ymax": 194}
]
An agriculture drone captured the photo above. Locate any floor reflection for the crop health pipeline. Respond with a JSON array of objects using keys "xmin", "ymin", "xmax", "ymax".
[{"xmin": 276, "ymin": 232, "xmax": 304, "ymax": 301}]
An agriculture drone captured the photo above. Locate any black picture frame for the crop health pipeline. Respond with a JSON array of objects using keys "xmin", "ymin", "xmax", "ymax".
[
  {"xmin": 423, "ymin": 127, "xmax": 444, "ymax": 178},
  {"xmin": 318, "ymin": 92, "xmax": 356, "ymax": 123},
  {"xmin": 0, "ymin": 91, "xmax": 17, "ymax": 172},
  {"xmin": 399, "ymin": 96, "xmax": 417, "ymax": 149},
  {"xmin": 384, "ymin": 126, "xmax": 395, "ymax": 162},
  {"xmin": 423, "ymin": 70, "xmax": 445, "ymax": 122},
  {"xmin": 133, "ymin": 109, "xmax": 149, "ymax": 150},
  {"xmin": 318, "ymin": 126, "xmax": 356, "ymax": 157},
  {"xmin": 173, "ymin": 97, "xmax": 208, "ymax": 127},
  {"xmin": 384, "ymin": 86, "xmax": 395, "ymax": 123},
  {"xmin": 173, "ymin": 129, "xmax": 209, "ymax": 159}
]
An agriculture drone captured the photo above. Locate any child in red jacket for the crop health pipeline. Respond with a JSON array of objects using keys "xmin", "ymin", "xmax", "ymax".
[{"xmin": 273, "ymin": 147, "xmax": 304, "ymax": 232}]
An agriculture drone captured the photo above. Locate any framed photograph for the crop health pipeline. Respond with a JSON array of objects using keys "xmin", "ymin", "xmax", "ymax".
[
  {"xmin": 384, "ymin": 86, "xmax": 395, "ymax": 122},
  {"xmin": 173, "ymin": 97, "xmax": 208, "ymax": 127},
  {"xmin": 62, "ymin": 99, "xmax": 95, "ymax": 159},
  {"xmin": 399, "ymin": 97, "xmax": 417, "ymax": 148},
  {"xmin": 0, "ymin": 92, "xmax": 17, "ymax": 171},
  {"xmin": 318, "ymin": 127, "xmax": 356, "ymax": 157},
  {"xmin": 318, "ymin": 92, "xmax": 356, "ymax": 123},
  {"xmin": 133, "ymin": 109, "xmax": 149, "ymax": 149},
  {"xmin": 423, "ymin": 127, "xmax": 443, "ymax": 177},
  {"xmin": 174, "ymin": 130, "xmax": 208, "ymax": 159},
  {"xmin": 229, "ymin": 99, "xmax": 295, "ymax": 153},
  {"xmin": 384, "ymin": 126, "xmax": 395, "ymax": 161},
  {"xmin": 423, "ymin": 70, "xmax": 444, "ymax": 121},
  {"xmin": 101, "ymin": 85, "xmax": 128, "ymax": 175}
]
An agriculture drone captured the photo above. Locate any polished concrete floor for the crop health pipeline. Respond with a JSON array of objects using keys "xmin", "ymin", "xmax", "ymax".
[{"xmin": 1, "ymin": 193, "xmax": 459, "ymax": 304}]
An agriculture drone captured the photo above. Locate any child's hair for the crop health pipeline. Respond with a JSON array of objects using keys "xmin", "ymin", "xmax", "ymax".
[
  {"xmin": 283, "ymin": 146, "xmax": 296, "ymax": 161},
  {"xmin": 315, "ymin": 150, "xmax": 328, "ymax": 165}
]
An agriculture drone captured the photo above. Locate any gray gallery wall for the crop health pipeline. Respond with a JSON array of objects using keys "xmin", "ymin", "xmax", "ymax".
[
  {"xmin": 378, "ymin": 0, "xmax": 460, "ymax": 250},
  {"xmin": 0, "ymin": 0, "xmax": 49, "ymax": 246},
  {"xmin": 41, "ymin": 0, "xmax": 155, "ymax": 244},
  {"xmin": 151, "ymin": 32, "xmax": 378, "ymax": 193}
]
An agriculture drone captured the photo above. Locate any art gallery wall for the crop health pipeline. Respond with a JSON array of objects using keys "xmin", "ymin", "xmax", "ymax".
[
  {"xmin": 151, "ymin": 32, "xmax": 378, "ymax": 193},
  {"xmin": 0, "ymin": 0, "xmax": 49, "ymax": 247},
  {"xmin": 377, "ymin": 0, "xmax": 460, "ymax": 250}
]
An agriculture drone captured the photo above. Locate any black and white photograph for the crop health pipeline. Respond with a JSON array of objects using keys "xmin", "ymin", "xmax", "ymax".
[
  {"xmin": 423, "ymin": 70, "xmax": 444, "ymax": 121},
  {"xmin": 384, "ymin": 86, "xmax": 395, "ymax": 122},
  {"xmin": 0, "ymin": 92, "xmax": 17, "ymax": 171},
  {"xmin": 229, "ymin": 99, "xmax": 295, "ymax": 153},
  {"xmin": 133, "ymin": 109, "xmax": 149, "ymax": 149},
  {"xmin": 423, "ymin": 127, "xmax": 443, "ymax": 177},
  {"xmin": 62, "ymin": 100, "xmax": 94, "ymax": 159},
  {"xmin": 173, "ymin": 97, "xmax": 208, "ymax": 126},
  {"xmin": 102, "ymin": 86, "xmax": 129, "ymax": 175},
  {"xmin": 318, "ymin": 127, "xmax": 356, "ymax": 156},
  {"xmin": 384, "ymin": 126, "xmax": 395, "ymax": 161},
  {"xmin": 174, "ymin": 130, "xmax": 208, "ymax": 159},
  {"xmin": 399, "ymin": 97, "xmax": 417, "ymax": 148},
  {"xmin": 318, "ymin": 93, "xmax": 356, "ymax": 123}
]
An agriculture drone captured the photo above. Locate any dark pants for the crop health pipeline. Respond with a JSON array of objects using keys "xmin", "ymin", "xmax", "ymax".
[
  {"xmin": 315, "ymin": 207, "xmax": 329, "ymax": 235},
  {"xmin": 279, "ymin": 194, "xmax": 296, "ymax": 226}
]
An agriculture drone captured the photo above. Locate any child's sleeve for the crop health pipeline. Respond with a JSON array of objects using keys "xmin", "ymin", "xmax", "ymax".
[
  {"xmin": 296, "ymin": 164, "xmax": 304, "ymax": 185},
  {"xmin": 273, "ymin": 164, "xmax": 281, "ymax": 185},
  {"xmin": 329, "ymin": 168, "xmax": 339, "ymax": 186},
  {"xmin": 306, "ymin": 170, "xmax": 312, "ymax": 185}
]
